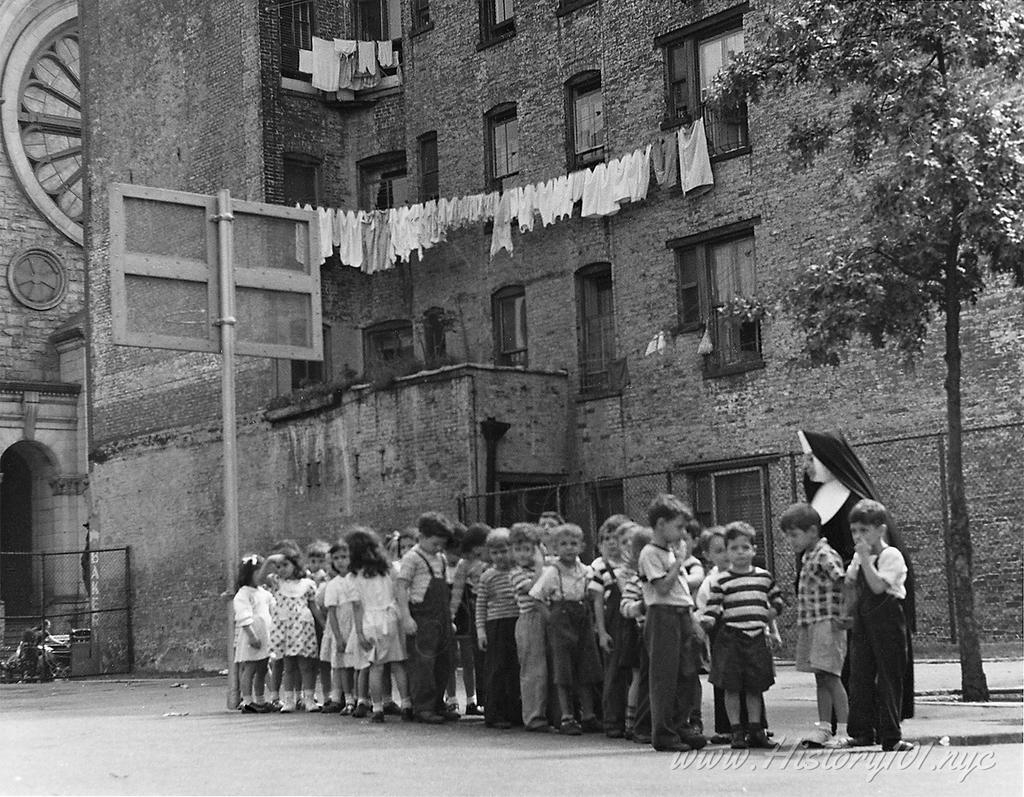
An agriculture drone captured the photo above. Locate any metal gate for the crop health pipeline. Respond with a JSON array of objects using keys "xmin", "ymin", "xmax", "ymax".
[{"xmin": 0, "ymin": 546, "xmax": 131, "ymax": 676}]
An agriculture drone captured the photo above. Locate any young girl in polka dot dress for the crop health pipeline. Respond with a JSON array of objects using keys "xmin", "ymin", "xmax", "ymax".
[{"xmin": 263, "ymin": 544, "xmax": 320, "ymax": 712}]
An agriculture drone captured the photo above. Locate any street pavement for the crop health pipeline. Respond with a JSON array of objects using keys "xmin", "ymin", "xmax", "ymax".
[{"xmin": 0, "ymin": 660, "xmax": 1021, "ymax": 796}]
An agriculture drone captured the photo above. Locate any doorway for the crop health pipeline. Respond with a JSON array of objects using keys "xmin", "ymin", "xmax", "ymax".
[{"xmin": 1, "ymin": 444, "xmax": 34, "ymax": 615}]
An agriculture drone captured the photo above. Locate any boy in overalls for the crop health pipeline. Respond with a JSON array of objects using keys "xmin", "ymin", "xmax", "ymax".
[
  {"xmin": 529, "ymin": 523, "xmax": 603, "ymax": 735},
  {"xmin": 844, "ymin": 499, "xmax": 915, "ymax": 752},
  {"xmin": 397, "ymin": 511, "xmax": 458, "ymax": 724}
]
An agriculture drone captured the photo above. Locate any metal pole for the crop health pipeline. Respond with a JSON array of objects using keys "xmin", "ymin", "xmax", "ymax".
[{"xmin": 214, "ymin": 189, "xmax": 240, "ymax": 709}]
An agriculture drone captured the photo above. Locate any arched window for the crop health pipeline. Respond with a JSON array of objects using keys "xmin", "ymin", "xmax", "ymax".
[
  {"xmin": 566, "ymin": 71, "xmax": 604, "ymax": 169},
  {"xmin": 492, "ymin": 285, "xmax": 527, "ymax": 366}
]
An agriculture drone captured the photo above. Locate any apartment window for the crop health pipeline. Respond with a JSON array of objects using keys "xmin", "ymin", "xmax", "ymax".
[
  {"xmin": 479, "ymin": 0, "xmax": 515, "ymax": 47},
  {"xmin": 577, "ymin": 263, "xmax": 616, "ymax": 394},
  {"xmin": 566, "ymin": 71, "xmax": 604, "ymax": 169},
  {"xmin": 363, "ymin": 320, "xmax": 414, "ymax": 377},
  {"xmin": 280, "ymin": 0, "xmax": 314, "ymax": 78},
  {"xmin": 422, "ymin": 307, "xmax": 448, "ymax": 368},
  {"xmin": 687, "ymin": 463, "xmax": 771, "ymax": 568},
  {"xmin": 356, "ymin": 0, "xmax": 402, "ymax": 42},
  {"xmin": 290, "ymin": 325, "xmax": 333, "ymax": 389},
  {"xmin": 282, "ymin": 155, "xmax": 319, "ymax": 207},
  {"xmin": 358, "ymin": 151, "xmax": 408, "ymax": 211},
  {"xmin": 492, "ymin": 285, "xmax": 527, "ymax": 367},
  {"xmin": 661, "ymin": 8, "xmax": 749, "ymax": 157},
  {"xmin": 418, "ymin": 132, "xmax": 439, "ymax": 202},
  {"xmin": 486, "ymin": 104, "xmax": 519, "ymax": 191},
  {"xmin": 670, "ymin": 222, "xmax": 763, "ymax": 376},
  {"xmin": 412, "ymin": 0, "xmax": 432, "ymax": 32}
]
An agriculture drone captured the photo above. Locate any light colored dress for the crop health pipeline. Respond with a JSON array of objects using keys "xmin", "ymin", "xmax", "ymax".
[
  {"xmin": 319, "ymin": 574, "xmax": 355, "ymax": 668},
  {"xmin": 343, "ymin": 571, "xmax": 406, "ymax": 669},
  {"xmin": 269, "ymin": 577, "xmax": 318, "ymax": 658},
  {"xmin": 233, "ymin": 585, "xmax": 274, "ymax": 662}
]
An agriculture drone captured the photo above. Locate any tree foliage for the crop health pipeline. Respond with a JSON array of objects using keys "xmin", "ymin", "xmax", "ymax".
[{"xmin": 712, "ymin": 0, "xmax": 1024, "ymax": 363}]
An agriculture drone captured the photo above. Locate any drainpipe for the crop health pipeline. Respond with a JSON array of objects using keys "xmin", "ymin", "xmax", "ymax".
[{"xmin": 480, "ymin": 417, "xmax": 511, "ymax": 526}]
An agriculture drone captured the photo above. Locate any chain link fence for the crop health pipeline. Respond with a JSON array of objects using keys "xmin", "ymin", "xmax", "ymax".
[
  {"xmin": 458, "ymin": 423, "xmax": 1024, "ymax": 647},
  {"xmin": 0, "ymin": 547, "xmax": 132, "ymax": 677}
]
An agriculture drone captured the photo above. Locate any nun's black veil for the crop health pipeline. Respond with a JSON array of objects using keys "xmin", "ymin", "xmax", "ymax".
[{"xmin": 801, "ymin": 429, "xmax": 916, "ymax": 719}]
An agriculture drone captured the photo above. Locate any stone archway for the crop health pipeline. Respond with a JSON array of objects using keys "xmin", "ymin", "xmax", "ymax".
[{"xmin": 0, "ymin": 439, "xmax": 58, "ymax": 617}]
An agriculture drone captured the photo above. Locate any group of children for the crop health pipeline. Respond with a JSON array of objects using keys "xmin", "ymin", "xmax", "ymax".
[{"xmin": 232, "ymin": 494, "xmax": 914, "ymax": 753}]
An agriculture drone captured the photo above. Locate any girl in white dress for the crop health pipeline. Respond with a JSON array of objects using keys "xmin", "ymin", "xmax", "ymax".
[
  {"xmin": 345, "ymin": 529, "xmax": 411, "ymax": 722},
  {"xmin": 233, "ymin": 554, "xmax": 275, "ymax": 712}
]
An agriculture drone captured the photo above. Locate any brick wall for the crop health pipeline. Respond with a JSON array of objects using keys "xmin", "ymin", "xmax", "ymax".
[{"xmin": 90, "ymin": 364, "xmax": 566, "ymax": 670}]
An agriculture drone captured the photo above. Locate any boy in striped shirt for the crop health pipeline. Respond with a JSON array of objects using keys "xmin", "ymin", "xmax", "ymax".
[
  {"xmin": 509, "ymin": 523, "xmax": 550, "ymax": 731},
  {"xmin": 700, "ymin": 521, "xmax": 783, "ymax": 749},
  {"xmin": 476, "ymin": 528, "xmax": 521, "ymax": 729}
]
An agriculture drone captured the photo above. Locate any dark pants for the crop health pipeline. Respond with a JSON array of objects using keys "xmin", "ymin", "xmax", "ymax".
[
  {"xmin": 634, "ymin": 640, "xmax": 651, "ymax": 737},
  {"xmin": 848, "ymin": 594, "xmax": 908, "ymax": 746},
  {"xmin": 602, "ymin": 609, "xmax": 636, "ymax": 733},
  {"xmin": 407, "ymin": 606, "xmax": 454, "ymax": 715},
  {"xmin": 484, "ymin": 617, "xmax": 521, "ymax": 725},
  {"xmin": 645, "ymin": 605, "xmax": 698, "ymax": 749}
]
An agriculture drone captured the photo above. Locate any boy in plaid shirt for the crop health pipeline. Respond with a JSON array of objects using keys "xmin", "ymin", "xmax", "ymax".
[{"xmin": 781, "ymin": 502, "xmax": 849, "ymax": 748}]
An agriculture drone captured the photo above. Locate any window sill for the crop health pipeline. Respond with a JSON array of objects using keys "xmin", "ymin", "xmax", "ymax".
[
  {"xmin": 477, "ymin": 28, "xmax": 516, "ymax": 51},
  {"xmin": 410, "ymin": 22, "xmax": 435, "ymax": 38},
  {"xmin": 556, "ymin": 0, "xmax": 598, "ymax": 17},
  {"xmin": 575, "ymin": 388, "xmax": 622, "ymax": 403},
  {"xmin": 702, "ymin": 357, "xmax": 765, "ymax": 379},
  {"xmin": 568, "ymin": 150, "xmax": 605, "ymax": 171},
  {"xmin": 281, "ymin": 76, "xmax": 318, "ymax": 95},
  {"xmin": 710, "ymin": 145, "xmax": 752, "ymax": 163}
]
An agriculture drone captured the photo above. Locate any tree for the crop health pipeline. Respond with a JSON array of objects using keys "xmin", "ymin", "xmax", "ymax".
[{"xmin": 713, "ymin": 0, "xmax": 1024, "ymax": 701}]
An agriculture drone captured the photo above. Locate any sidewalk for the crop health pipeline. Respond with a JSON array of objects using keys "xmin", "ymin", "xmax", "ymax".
[
  {"xmin": 768, "ymin": 659, "xmax": 1023, "ymax": 747},
  {"xmin": 30, "ymin": 658, "xmax": 1021, "ymax": 748}
]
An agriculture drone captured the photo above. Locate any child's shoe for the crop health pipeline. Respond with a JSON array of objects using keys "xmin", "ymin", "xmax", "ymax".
[
  {"xmin": 826, "ymin": 733, "xmax": 852, "ymax": 749},
  {"xmin": 383, "ymin": 700, "xmax": 401, "ymax": 715},
  {"xmin": 321, "ymin": 700, "xmax": 342, "ymax": 714},
  {"xmin": 341, "ymin": 702, "xmax": 355, "ymax": 716},
  {"xmin": 401, "ymin": 707, "xmax": 415, "ymax": 722},
  {"xmin": 801, "ymin": 722, "xmax": 833, "ymax": 749},
  {"xmin": 352, "ymin": 702, "xmax": 370, "ymax": 718},
  {"xmin": 747, "ymin": 726, "xmax": 778, "ymax": 750},
  {"xmin": 464, "ymin": 702, "xmax": 482, "ymax": 716},
  {"xmin": 371, "ymin": 711, "xmax": 385, "ymax": 723},
  {"xmin": 710, "ymin": 733, "xmax": 731, "ymax": 745},
  {"xmin": 240, "ymin": 702, "xmax": 260, "ymax": 714},
  {"xmin": 580, "ymin": 716, "xmax": 603, "ymax": 733},
  {"xmin": 279, "ymin": 701, "xmax": 296, "ymax": 714},
  {"xmin": 679, "ymin": 729, "xmax": 707, "ymax": 750},
  {"xmin": 730, "ymin": 726, "xmax": 748, "ymax": 749},
  {"xmin": 882, "ymin": 740, "xmax": 916, "ymax": 752},
  {"xmin": 559, "ymin": 718, "xmax": 583, "ymax": 736}
]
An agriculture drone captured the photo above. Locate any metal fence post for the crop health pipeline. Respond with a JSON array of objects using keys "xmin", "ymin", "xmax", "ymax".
[{"xmin": 125, "ymin": 546, "xmax": 134, "ymax": 673}]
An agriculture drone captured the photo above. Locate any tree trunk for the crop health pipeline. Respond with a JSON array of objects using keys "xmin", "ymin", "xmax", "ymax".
[{"xmin": 943, "ymin": 244, "xmax": 989, "ymax": 702}]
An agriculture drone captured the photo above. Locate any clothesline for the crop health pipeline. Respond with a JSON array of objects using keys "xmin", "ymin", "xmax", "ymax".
[{"xmin": 305, "ymin": 117, "xmax": 716, "ymax": 275}]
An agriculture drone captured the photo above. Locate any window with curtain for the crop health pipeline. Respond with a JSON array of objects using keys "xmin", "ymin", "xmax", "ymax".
[
  {"xmin": 486, "ymin": 104, "xmax": 519, "ymax": 190},
  {"xmin": 671, "ymin": 223, "xmax": 762, "ymax": 376},
  {"xmin": 661, "ymin": 10, "xmax": 749, "ymax": 157},
  {"xmin": 567, "ymin": 71, "xmax": 604, "ymax": 168},
  {"xmin": 280, "ymin": 0, "xmax": 315, "ymax": 78}
]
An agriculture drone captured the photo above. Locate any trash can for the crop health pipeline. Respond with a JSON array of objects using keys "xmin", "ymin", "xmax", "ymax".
[{"xmin": 70, "ymin": 628, "xmax": 99, "ymax": 677}]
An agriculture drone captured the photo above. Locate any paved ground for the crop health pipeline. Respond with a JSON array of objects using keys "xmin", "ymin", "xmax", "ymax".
[{"xmin": 0, "ymin": 660, "xmax": 1021, "ymax": 796}]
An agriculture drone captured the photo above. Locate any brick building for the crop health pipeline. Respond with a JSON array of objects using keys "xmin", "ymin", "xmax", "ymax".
[
  {"xmin": 0, "ymin": 0, "xmax": 90, "ymax": 641},
  {"xmin": 79, "ymin": 0, "xmax": 1022, "ymax": 670}
]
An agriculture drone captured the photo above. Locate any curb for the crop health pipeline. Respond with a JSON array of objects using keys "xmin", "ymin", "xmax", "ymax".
[{"xmin": 905, "ymin": 732, "xmax": 1024, "ymax": 746}]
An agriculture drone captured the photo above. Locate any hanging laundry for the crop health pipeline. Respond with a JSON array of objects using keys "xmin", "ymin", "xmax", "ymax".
[
  {"xmin": 678, "ymin": 118, "xmax": 714, "ymax": 195},
  {"xmin": 580, "ymin": 162, "xmax": 606, "ymax": 217},
  {"xmin": 335, "ymin": 39, "xmax": 358, "ymax": 90},
  {"xmin": 650, "ymin": 131, "xmax": 679, "ymax": 188},
  {"xmin": 362, "ymin": 210, "xmax": 394, "ymax": 274},
  {"xmin": 517, "ymin": 183, "xmax": 537, "ymax": 232},
  {"xmin": 568, "ymin": 169, "xmax": 588, "ymax": 205},
  {"xmin": 535, "ymin": 178, "xmax": 556, "ymax": 227},
  {"xmin": 549, "ymin": 175, "xmax": 573, "ymax": 224},
  {"xmin": 605, "ymin": 155, "xmax": 630, "ymax": 209},
  {"xmin": 632, "ymin": 144, "xmax": 652, "ymax": 202},
  {"xmin": 697, "ymin": 326, "xmax": 714, "ymax": 356},
  {"xmin": 299, "ymin": 36, "xmax": 342, "ymax": 92},
  {"xmin": 377, "ymin": 40, "xmax": 395, "ymax": 69},
  {"xmin": 644, "ymin": 330, "xmax": 668, "ymax": 357},
  {"xmin": 490, "ymin": 191, "xmax": 515, "ymax": 257},
  {"xmin": 316, "ymin": 206, "xmax": 334, "ymax": 260},
  {"xmin": 338, "ymin": 210, "xmax": 365, "ymax": 268}
]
